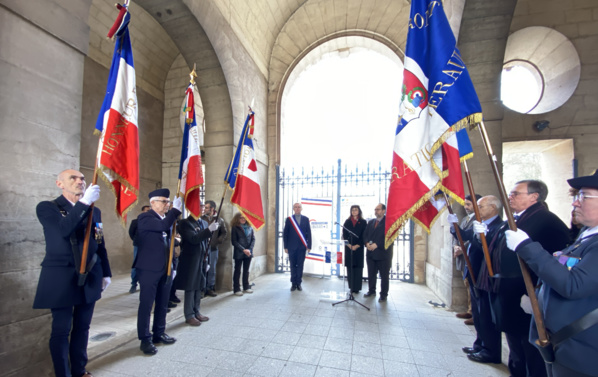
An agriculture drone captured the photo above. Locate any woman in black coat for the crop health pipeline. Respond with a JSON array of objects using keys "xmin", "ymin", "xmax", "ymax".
[
  {"xmin": 230, "ymin": 213, "xmax": 255, "ymax": 296},
  {"xmin": 342, "ymin": 205, "xmax": 367, "ymax": 293}
]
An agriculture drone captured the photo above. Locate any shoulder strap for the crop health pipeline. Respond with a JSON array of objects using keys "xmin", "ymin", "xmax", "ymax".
[{"xmin": 552, "ymin": 307, "xmax": 598, "ymax": 347}]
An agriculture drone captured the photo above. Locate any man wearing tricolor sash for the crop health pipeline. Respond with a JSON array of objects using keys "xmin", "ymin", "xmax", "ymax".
[{"xmin": 283, "ymin": 203, "xmax": 312, "ymax": 291}]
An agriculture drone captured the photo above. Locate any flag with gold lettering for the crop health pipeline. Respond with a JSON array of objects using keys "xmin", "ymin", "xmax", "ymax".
[
  {"xmin": 385, "ymin": 0, "xmax": 482, "ymax": 247},
  {"xmin": 94, "ymin": 0, "xmax": 139, "ymax": 223}
]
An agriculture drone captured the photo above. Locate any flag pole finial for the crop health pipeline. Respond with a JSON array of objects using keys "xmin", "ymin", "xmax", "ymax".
[{"xmin": 189, "ymin": 63, "xmax": 198, "ymax": 85}]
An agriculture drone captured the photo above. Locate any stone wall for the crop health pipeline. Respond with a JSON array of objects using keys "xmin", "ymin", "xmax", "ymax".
[{"xmin": 0, "ymin": 1, "xmax": 90, "ymax": 375}]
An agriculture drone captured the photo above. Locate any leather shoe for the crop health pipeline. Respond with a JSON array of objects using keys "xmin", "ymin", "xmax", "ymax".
[
  {"xmin": 456, "ymin": 312, "xmax": 472, "ymax": 319},
  {"xmin": 206, "ymin": 290, "xmax": 217, "ymax": 297},
  {"xmin": 462, "ymin": 346, "xmax": 477, "ymax": 354},
  {"xmin": 170, "ymin": 296, "xmax": 181, "ymax": 303},
  {"xmin": 152, "ymin": 333, "xmax": 176, "ymax": 344},
  {"xmin": 167, "ymin": 302, "xmax": 177, "ymax": 308},
  {"xmin": 464, "ymin": 318, "xmax": 474, "ymax": 325},
  {"xmin": 129, "ymin": 285, "xmax": 137, "ymax": 294},
  {"xmin": 467, "ymin": 352, "xmax": 500, "ymax": 364},
  {"xmin": 364, "ymin": 291, "xmax": 375, "ymax": 297},
  {"xmin": 186, "ymin": 317, "xmax": 201, "ymax": 326},
  {"xmin": 81, "ymin": 372, "xmax": 94, "ymax": 377},
  {"xmin": 290, "ymin": 285, "xmax": 297, "ymax": 291},
  {"xmin": 140, "ymin": 340, "xmax": 158, "ymax": 355},
  {"xmin": 378, "ymin": 296, "xmax": 387, "ymax": 302},
  {"xmin": 297, "ymin": 285, "xmax": 303, "ymax": 291},
  {"xmin": 196, "ymin": 314, "xmax": 210, "ymax": 322}
]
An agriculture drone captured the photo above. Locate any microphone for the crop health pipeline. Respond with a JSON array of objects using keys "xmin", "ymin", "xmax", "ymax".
[{"xmin": 334, "ymin": 222, "xmax": 340, "ymax": 225}]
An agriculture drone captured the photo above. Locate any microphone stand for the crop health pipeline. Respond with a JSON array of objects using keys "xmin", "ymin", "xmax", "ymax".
[{"xmin": 332, "ymin": 221, "xmax": 370, "ymax": 311}]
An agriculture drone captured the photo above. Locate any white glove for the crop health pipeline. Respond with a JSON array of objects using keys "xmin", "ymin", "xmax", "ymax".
[
  {"xmin": 473, "ymin": 221, "xmax": 488, "ymax": 235},
  {"xmin": 172, "ymin": 270, "xmax": 177, "ymax": 280},
  {"xmin": 208, "ymin": 222, "xmax": 220, "ymax": 232},
  {"xmin": 80, "ymin": 184, "xmax": 100, "ymax": 205},
  {"xmin": 172, "ymin": 197, "xmax": 182, "ymax": 211},
  {"xmin": 505, "ymin": 229, "xmax": 530, "ymax": 251},
  {"xmin": 520, "ymin": 294, "xmax": 532, "ymax": 314},
  {"xmin": 102, "ymin": 277, "xmax": 111, "ymax": 291},
  {"xmin": 447, "ymin": 213, "xmax": 458, "ymax": 224},
  {"xmin": 206, "ymin": 264, "xmax": 210, "ymax": 272}
]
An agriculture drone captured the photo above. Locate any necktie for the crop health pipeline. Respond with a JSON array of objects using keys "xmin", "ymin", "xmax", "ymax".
[{"xmin": 374, "ymin": 220, "xmax": 379, "ymax": 228}]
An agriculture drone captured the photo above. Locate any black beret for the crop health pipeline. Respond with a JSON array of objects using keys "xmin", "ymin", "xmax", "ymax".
[
  {"xmin": 149, "ymin": 188, "xmax": 170, "ymax": 199},
  {"xmin": 568, "ymin": 170, "xmax": 598, "ymax": 190}
]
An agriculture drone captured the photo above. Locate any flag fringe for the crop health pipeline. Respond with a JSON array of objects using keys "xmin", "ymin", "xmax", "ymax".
[
  {"xmin": 182, "ymin": 184, "xmax": 202, "ymax": 220},
  {"xmin": 96, "ymin": 164, "xmax": 138, "ymax": 227},
  {"xmin": 384, "ymin": 180, "xmax": 443, "ymax": 249},
  {"xmin": 233, "ymin": 203, "xmax": 265, "ymax": 232}
]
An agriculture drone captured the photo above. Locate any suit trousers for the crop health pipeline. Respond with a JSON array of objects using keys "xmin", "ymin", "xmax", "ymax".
[
  {"xmin": 50, "ymin": 301, "xmax": 95, "ymax": 377},
  {"xmin": 207, "ymin": 248, "xmax": 219, "ymax": 289},
  {"xmin": 506, "ymin": 332, "xmax": 548, "ymax": 377},
  {"xmin": 183, "ymin": 289, "xmax": 202, "ymax": 320},
  {"xmin": 137, "ymin": 269, "xmax": 170, "ymax": 341},
  {"xmin": 233, "ymin": 257, "xmax": 252, "ymax": 292},
  {"xmin": 130, "ymin": 246, "xmax": 138, "ymax": 286},
  {"xmin": 474, "ymin": 289, "xmax": 501, "ymax": 360},
  {"xmin": 288, "ymin": 248, "xmax": 306, "ymax": 285},
  {"xmin": 468, "ymin": 279, "xmax": 483, "ymax": 352},
  {"xmin": 366, "ymin": 255, "xmax": 390, "ymax": 297}
]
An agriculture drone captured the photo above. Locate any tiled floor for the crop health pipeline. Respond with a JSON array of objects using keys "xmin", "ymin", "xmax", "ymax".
[{"xmin": 86, "ymin": 273, "xmax": 509, "ymax": 376}]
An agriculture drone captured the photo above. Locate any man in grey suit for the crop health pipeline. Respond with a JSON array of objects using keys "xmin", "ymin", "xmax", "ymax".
[{"xmin": 363, "ymin": 203, "xmax": 394, "ymax": 302}]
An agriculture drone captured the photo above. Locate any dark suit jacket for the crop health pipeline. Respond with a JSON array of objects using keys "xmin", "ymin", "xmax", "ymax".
[
  {"xmin": 363, "ymin": 216, "xmax": 394, "ymax": 261},
  {"xmin": 33, "ymin": 195, "xmax": 111, "ymax": 309},
  {"xmin": 128, "ymin": 218, "xmax": 139, "ymax": 246},
  {"xmin": 461, "ymin": 216, "xmax": 503, "ymax": 286},
  {"xmin": 175, "ymin": 216, "xmax": 210, "ymax": 291},
  {"xmin": 134, "ymin": 208, "xmax": 181, "ymax": 272},
  {"xmin": 342, "ymin": 217, "xmax": 367, "ymax": 268},
  {"xmin": 231, "ymin": 225, "xmax": 256, "ymax": 260},
  {"xmin": 283, "ymin": 215, "xmax": 312, "ymax": 251}
]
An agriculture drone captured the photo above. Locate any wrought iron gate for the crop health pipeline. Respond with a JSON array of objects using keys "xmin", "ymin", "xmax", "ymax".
[{"xmin": 275, "ymin": 160, "xmax": 414, "ymax": 282}]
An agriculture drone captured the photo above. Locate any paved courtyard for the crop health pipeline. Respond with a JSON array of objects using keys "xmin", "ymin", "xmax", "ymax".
[{"xmin": 86, "ymin": 273, "xmax": 509, "ymax": 377}]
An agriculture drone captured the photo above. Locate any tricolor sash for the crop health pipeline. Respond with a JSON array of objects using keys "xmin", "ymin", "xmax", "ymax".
[{"xmin": 288, "ymin": 216, "xmax": 308, "ymax": 248}]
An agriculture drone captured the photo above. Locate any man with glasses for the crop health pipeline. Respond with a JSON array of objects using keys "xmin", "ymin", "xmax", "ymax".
[
  {"xmin": 490, "ymin": 180, "xmax": 570, "ymax": 377},
  {"xmin": 134, "ymin": 188, "xmax": 182, "ymax": 355},
  {"xmin": 363, "ymin": 203, "xmax": 394, "ymax": 302},
  {"xmin": 506, "ymin": 171, "xmax": 598, "ymax": 376}
]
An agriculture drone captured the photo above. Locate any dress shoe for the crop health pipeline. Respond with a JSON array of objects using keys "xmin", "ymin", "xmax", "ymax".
[
  {"xmin": 152, "ymin": 333, "xmax": 176, "ymax": 345},
  {"xmin": 290, "ymin": 285, "xmax": 297, "ymax": 291},
  {"xmin": 170, "ymin": 296, "xmax": 181, "ymax": 303},
  {"xmin": 206, "ymin": 289, "xmax": 218, "ymax": 297},
  {"xmin": 378, "ymin": 296, "xmax": 387, "ymax": 302},
  {"xmin": 166, "ymin": 308, "xmax": 171, "ymax": 313},
  {"xmin": 364, "ymin": 291, "xmax": 376, "ymax": 297},
  {"xmin": 467, "ymin": 352, "xmax": 500, "ymax": 364},
  {"xmin": 81, "ymin": 372, "xmax": 94, "ymax": 377},
  {"xmin": 196, "ymin": 314, "xmax": 210, "ymax": 322},
  {"xmin": 186, "ymin": 317, "xmax": 201, "ymax": 326},
  {"xmin": 129, "ymin": 285, "xmax": 137, "ymax": 294},
  {"xmin": 140, "ymin": 340, "xmax": 158, "ymax": 355},
  {"xmin": 243, "ymin": 289, "xmax": 254, "ymax": 294},
  {"xmin": 464, "ymin": 318, "xmax": 474, "ymax": 325},
  {"xmin": 462, "ymin": 346, "xmax": 477, "ymax": 354},
  {"xmin": 456, "ymin": 312, "xmax": 472, "ymax": 319},
  {"xmin": 234, "ymin": 291, "xmax": 243, "ymax": 296},
  {"xmin": 297, "ymin": 285, "xmax": 303, "ymax": 291},
  {"xmin": 167, "ymin": 302, "xmax": 177, "ymax": 308}
]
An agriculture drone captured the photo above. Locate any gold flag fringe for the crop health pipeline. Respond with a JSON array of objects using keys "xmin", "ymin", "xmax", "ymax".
[{"xmin": 97, "ymin": 164, "xmax": 139, "ymax": 228}]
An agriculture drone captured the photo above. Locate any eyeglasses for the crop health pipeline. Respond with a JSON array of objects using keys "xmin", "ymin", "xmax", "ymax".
[
  {"xmin": 155, "ymin": 200, "xmax": 171, "ymax": 204},
  {"xmin": 509, "ymin": 191, "xmax": 531, "ymax": 197},
  {"xmin": 573, "ymin": 192, "xmax": 598, "ymax": 203}
]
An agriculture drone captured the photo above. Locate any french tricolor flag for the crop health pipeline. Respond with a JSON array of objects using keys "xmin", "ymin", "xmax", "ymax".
[
  {"xmin": 94, "ymin": 0, "xmax": 139, "ymax": 223},
  {"xmin": 385, "ymin": 0, "xmax": 482, "ymax": 246},
  {"xmin": 178, "ymin": 83, "xmax": 204, "ymax": 219},
  {"xmin": 225, "ymin": 111, "xmax": 265, "ymax": 230}
]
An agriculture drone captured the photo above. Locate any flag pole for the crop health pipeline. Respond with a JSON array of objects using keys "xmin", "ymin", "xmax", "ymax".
[
  {"xmin": 476, "ymin": 121, "xmax": 549, "ymax": 347},
  {"xmin": 167, "ymin": 180, "xmax": 181, "ymax": 280},
  {"xmin": 463, "ymin": 161, "xmax": 494, "ymax": 277},
  {"xmin": 79, "ymin": 137, "xmax": 103, "ymax": 286},
  {"xmin": 443, "ymin": 193, "xmax": 477, "ymax": 287}
]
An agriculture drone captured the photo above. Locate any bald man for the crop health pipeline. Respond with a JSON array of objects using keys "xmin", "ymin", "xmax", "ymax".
[{"xmin": 33, "ymin": 169, "xmax": 111, "ymax": 377}]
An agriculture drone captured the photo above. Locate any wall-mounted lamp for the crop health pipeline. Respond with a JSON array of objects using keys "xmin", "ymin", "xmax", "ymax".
[{"xmin": 534, "ymin": 120, "xmax": 550, "ymax": 132}]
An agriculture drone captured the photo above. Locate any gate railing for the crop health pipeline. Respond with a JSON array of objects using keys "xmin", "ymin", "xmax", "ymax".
[{"xmin": 275, "ymin": 160, "xmax": 414, "ymax": 282}]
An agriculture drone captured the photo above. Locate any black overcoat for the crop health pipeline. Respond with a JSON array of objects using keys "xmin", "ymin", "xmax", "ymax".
[
  {"xmin": 231, "ymin": 225, "xmax": 255, "ymax": 260},
  {"xmin": 175, "ymin": 216, "xmax": 210, "ymax": 291},
  {"xmin": 342, "ymin": 217, "xmax": 367, "ymax": 268}
]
